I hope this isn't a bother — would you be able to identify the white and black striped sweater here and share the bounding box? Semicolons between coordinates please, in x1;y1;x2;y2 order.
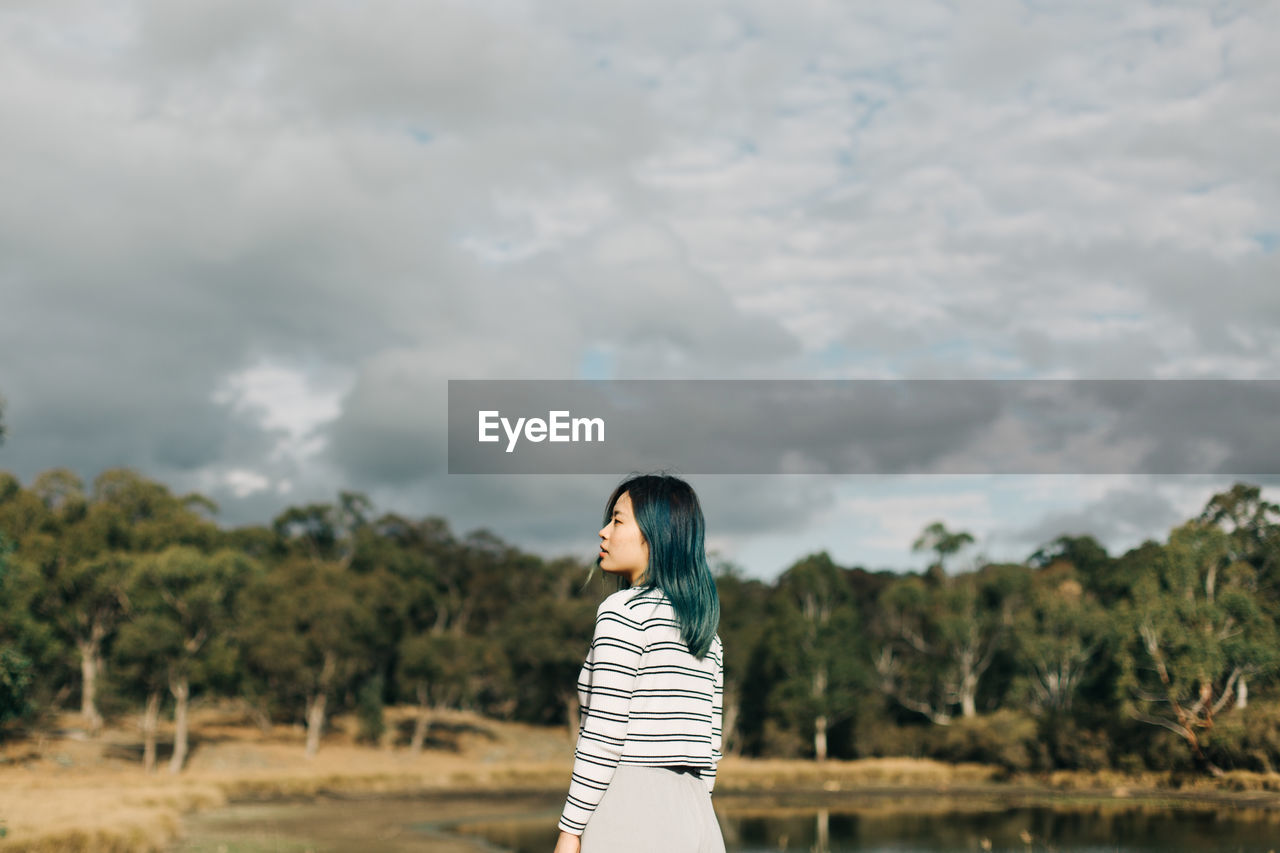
558;587;724;835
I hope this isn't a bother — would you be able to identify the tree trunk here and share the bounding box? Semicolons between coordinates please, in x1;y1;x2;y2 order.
564;691;581;735
168;675;190;774
959;647;979;718
142;690;161;774
812;665;829;761
814;714;829;762
723;687;740;757
410;684;430;754
305;691;328;759
76;635;104;735
304;651;336;759
1236;674;1249;710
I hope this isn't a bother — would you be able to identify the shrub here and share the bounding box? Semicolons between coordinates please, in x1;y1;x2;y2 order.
932;710;1039;772
853;716;932;759
1039;714;1111;771
1202;700;1280;773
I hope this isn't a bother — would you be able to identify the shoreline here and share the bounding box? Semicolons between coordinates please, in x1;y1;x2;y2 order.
7;710;1280;851
173;779;1280;853
12;766;1280;853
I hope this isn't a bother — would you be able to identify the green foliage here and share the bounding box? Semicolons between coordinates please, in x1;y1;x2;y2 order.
1027;535;1114;600
500;593;596;725
1115;521;1280;773
1011;563;1111;714
4;463;1280;777
713;567;771;754
113;546;254;698
236;552;375;730
89;469;218;552
854;710;1046;772
0;646;30;728
398;631;482;711
873;564;1027;724
911;521;975;574
755;553;869;758
1036;712;1112;771
1198;483;1280;577
355;674;386;745
853;715;932;759
1189;699;1280;773
0;532;32;730
933;709;1041;772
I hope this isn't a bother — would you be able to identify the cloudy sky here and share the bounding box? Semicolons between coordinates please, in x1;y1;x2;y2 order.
1;0;1277;579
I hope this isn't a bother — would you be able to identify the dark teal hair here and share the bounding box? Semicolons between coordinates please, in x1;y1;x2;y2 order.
603;473;720;659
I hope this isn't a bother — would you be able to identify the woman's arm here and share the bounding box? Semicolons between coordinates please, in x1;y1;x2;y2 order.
706;637;724;794
553;829;581;853
557;596;644;835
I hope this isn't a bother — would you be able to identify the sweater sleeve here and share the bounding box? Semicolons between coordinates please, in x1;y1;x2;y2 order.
558;597;644;835
706;638;723;794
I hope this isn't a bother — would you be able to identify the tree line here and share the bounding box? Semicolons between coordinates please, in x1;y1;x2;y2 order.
1;466;1279;778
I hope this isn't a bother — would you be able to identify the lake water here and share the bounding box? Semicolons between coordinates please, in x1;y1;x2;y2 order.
174;791;1280;853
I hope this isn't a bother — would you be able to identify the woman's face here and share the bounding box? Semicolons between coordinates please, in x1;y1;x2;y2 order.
598;491;649;586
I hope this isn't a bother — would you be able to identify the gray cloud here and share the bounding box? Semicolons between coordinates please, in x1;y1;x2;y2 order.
1010;485;1197;557
2;1;1277;576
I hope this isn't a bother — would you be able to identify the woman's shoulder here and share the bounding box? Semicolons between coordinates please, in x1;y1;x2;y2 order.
598;588;661;618
597;587;670;623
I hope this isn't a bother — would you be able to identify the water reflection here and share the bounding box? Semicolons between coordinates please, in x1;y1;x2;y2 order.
175;792;1280;853
453;799;1280;853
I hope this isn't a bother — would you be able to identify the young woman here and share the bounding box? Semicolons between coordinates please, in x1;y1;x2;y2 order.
553;474;726;853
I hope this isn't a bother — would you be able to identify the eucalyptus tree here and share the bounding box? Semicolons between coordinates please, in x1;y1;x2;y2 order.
397;631;482;751
874;562;1027;724
236;550;371;758
7;471;124;733
1116;521;1280;775
27;469;218;732
911;521;975;580
394;526;524;728
1013;562;1110;715
760;553;866;760
1028;534;1115;602
712;562;771;756
1199;483;1280;574
396;524;570;732
29;547;132;734
497;556;597;732
0;532;32;729
115;546;254;772
372;513;457;748
0;473;71;723
110;607;171;772
1197;483;1280;708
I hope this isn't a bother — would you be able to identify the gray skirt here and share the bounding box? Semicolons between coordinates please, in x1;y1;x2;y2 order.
580;765;726;853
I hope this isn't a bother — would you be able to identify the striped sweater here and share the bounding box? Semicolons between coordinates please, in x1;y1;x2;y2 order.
558;587;724;835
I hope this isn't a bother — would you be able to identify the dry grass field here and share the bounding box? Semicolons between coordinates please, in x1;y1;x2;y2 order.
0;704;575;852
5;703;1280;852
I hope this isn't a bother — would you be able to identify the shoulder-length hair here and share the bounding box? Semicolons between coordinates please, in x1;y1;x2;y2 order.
603;473;720;659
